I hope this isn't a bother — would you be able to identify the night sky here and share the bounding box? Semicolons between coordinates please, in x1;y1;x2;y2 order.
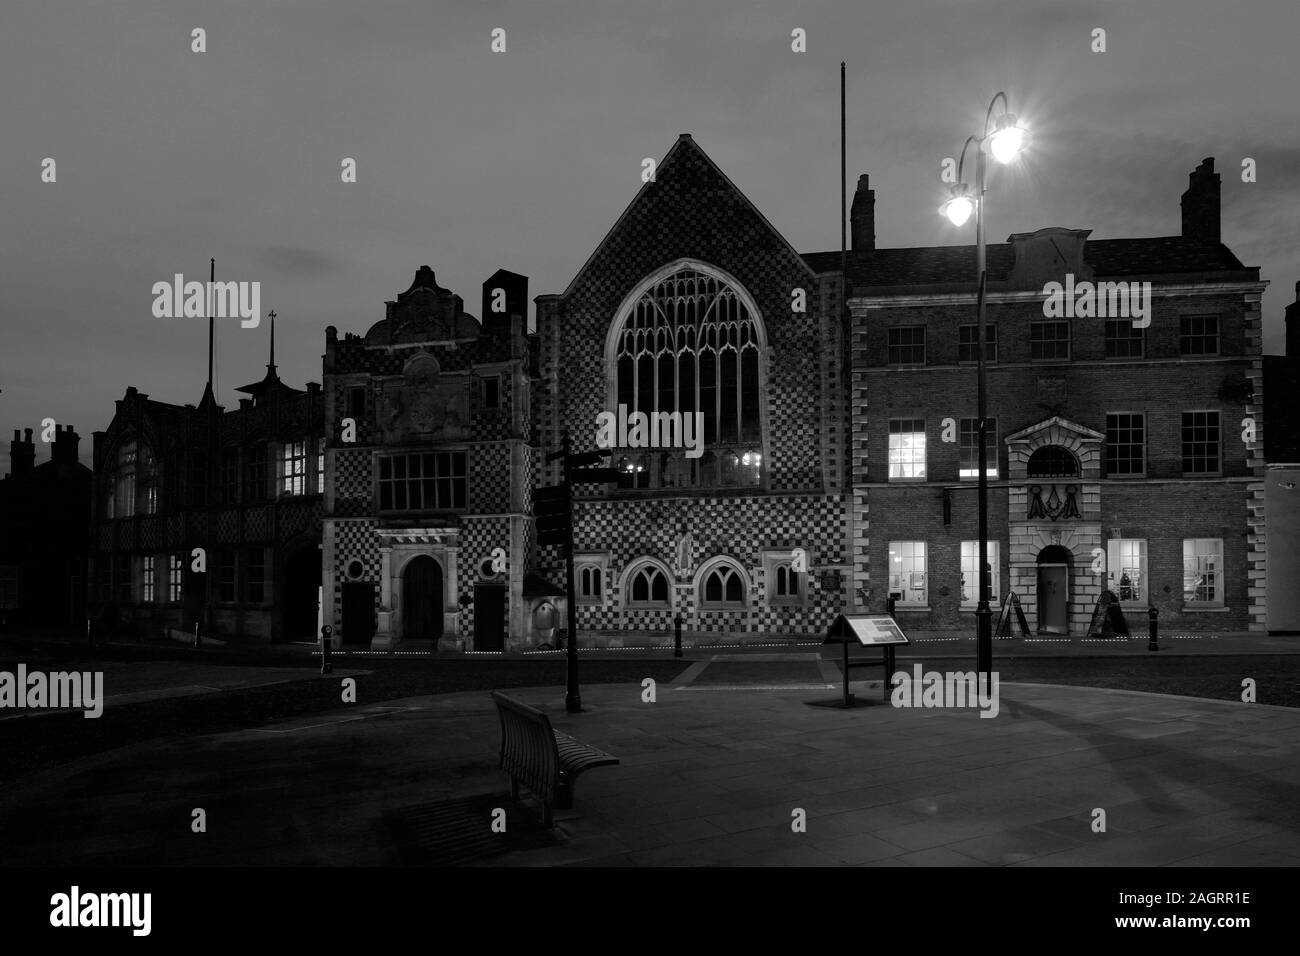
3;0;1297;475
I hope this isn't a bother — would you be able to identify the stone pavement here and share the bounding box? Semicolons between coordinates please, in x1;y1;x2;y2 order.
2;666;1298;867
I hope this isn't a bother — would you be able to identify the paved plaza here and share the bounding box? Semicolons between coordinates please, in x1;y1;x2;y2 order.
2;651;1298;867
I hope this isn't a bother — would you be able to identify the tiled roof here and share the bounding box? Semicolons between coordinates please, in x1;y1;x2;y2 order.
802;237;1253;287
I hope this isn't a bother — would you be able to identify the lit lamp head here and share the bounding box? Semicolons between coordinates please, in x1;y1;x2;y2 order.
940;184;974;227
988;113;1027;164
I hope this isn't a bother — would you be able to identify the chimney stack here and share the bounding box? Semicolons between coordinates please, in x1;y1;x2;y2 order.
1181;157;1221;243
52;424;80;465
850;174;876;254
9;428;35;477
482;270;529;337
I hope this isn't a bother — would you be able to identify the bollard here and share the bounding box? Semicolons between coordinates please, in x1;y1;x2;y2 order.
321;624;334;675
673;613;683;658
1147;606;1159;652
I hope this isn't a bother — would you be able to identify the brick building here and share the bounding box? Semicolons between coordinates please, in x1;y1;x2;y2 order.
842;157;1268;635
90;334;325;642
321;266;549;651
0;425;92;631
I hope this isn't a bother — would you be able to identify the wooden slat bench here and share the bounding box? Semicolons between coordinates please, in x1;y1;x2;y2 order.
490;691;620;827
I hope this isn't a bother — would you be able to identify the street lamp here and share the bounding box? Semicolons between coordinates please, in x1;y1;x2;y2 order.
939;92;1028;688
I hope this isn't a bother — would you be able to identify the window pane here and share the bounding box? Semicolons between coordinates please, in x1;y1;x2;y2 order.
889;419;926;479
1030;321;1070;361
1179;315;1220;356
959;418;998;479
888;541;927;604
1105;413;1145;475
1181;411;1220;474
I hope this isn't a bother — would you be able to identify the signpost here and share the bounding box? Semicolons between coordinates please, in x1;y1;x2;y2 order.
543;435;614;713
822;613;910;707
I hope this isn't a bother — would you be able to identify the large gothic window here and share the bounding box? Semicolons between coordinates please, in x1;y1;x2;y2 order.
610;265;764;490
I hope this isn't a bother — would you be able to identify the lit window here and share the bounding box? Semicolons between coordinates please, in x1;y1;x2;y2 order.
959;418;997;479
960;541;1000;607
1181;411;1220;474
627;564;670;607
142;556;155;603
1183;539;1223;605
889;419;926;480
168;554;184;603
317;445;325;495
282;441;307;496
1105;413;1145;476
888;541;927;606
1107;539;1147;604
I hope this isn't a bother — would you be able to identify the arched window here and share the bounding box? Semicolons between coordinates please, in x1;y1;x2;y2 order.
113;440;138;518
609;264;764;489
699;560;747;609
579;564;602;601
626;563;670;607
1027;445;1080;478
774;564;801;599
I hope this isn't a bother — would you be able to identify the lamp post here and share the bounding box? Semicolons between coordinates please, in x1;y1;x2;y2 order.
939;93;1028;688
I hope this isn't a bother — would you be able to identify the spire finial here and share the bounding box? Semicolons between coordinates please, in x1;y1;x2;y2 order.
267;310;277;370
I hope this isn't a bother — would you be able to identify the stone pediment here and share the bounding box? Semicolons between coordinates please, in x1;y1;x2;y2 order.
1005;416;1104;445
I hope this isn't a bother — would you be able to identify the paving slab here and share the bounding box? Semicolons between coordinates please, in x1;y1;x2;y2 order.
1;678;1298;866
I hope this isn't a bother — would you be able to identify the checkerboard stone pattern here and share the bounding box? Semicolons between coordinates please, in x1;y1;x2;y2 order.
332;448;372;517
563;493;847;637
328;518;380;622
455;516;513;641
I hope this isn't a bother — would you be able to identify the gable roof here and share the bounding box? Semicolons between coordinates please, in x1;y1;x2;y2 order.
561;134;816;299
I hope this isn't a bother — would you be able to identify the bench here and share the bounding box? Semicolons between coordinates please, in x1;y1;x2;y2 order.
490;691;620;827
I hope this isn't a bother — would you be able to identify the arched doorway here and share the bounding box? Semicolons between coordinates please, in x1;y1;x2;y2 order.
283;547;322;642
402;555;443;640
1036;545;1072;634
